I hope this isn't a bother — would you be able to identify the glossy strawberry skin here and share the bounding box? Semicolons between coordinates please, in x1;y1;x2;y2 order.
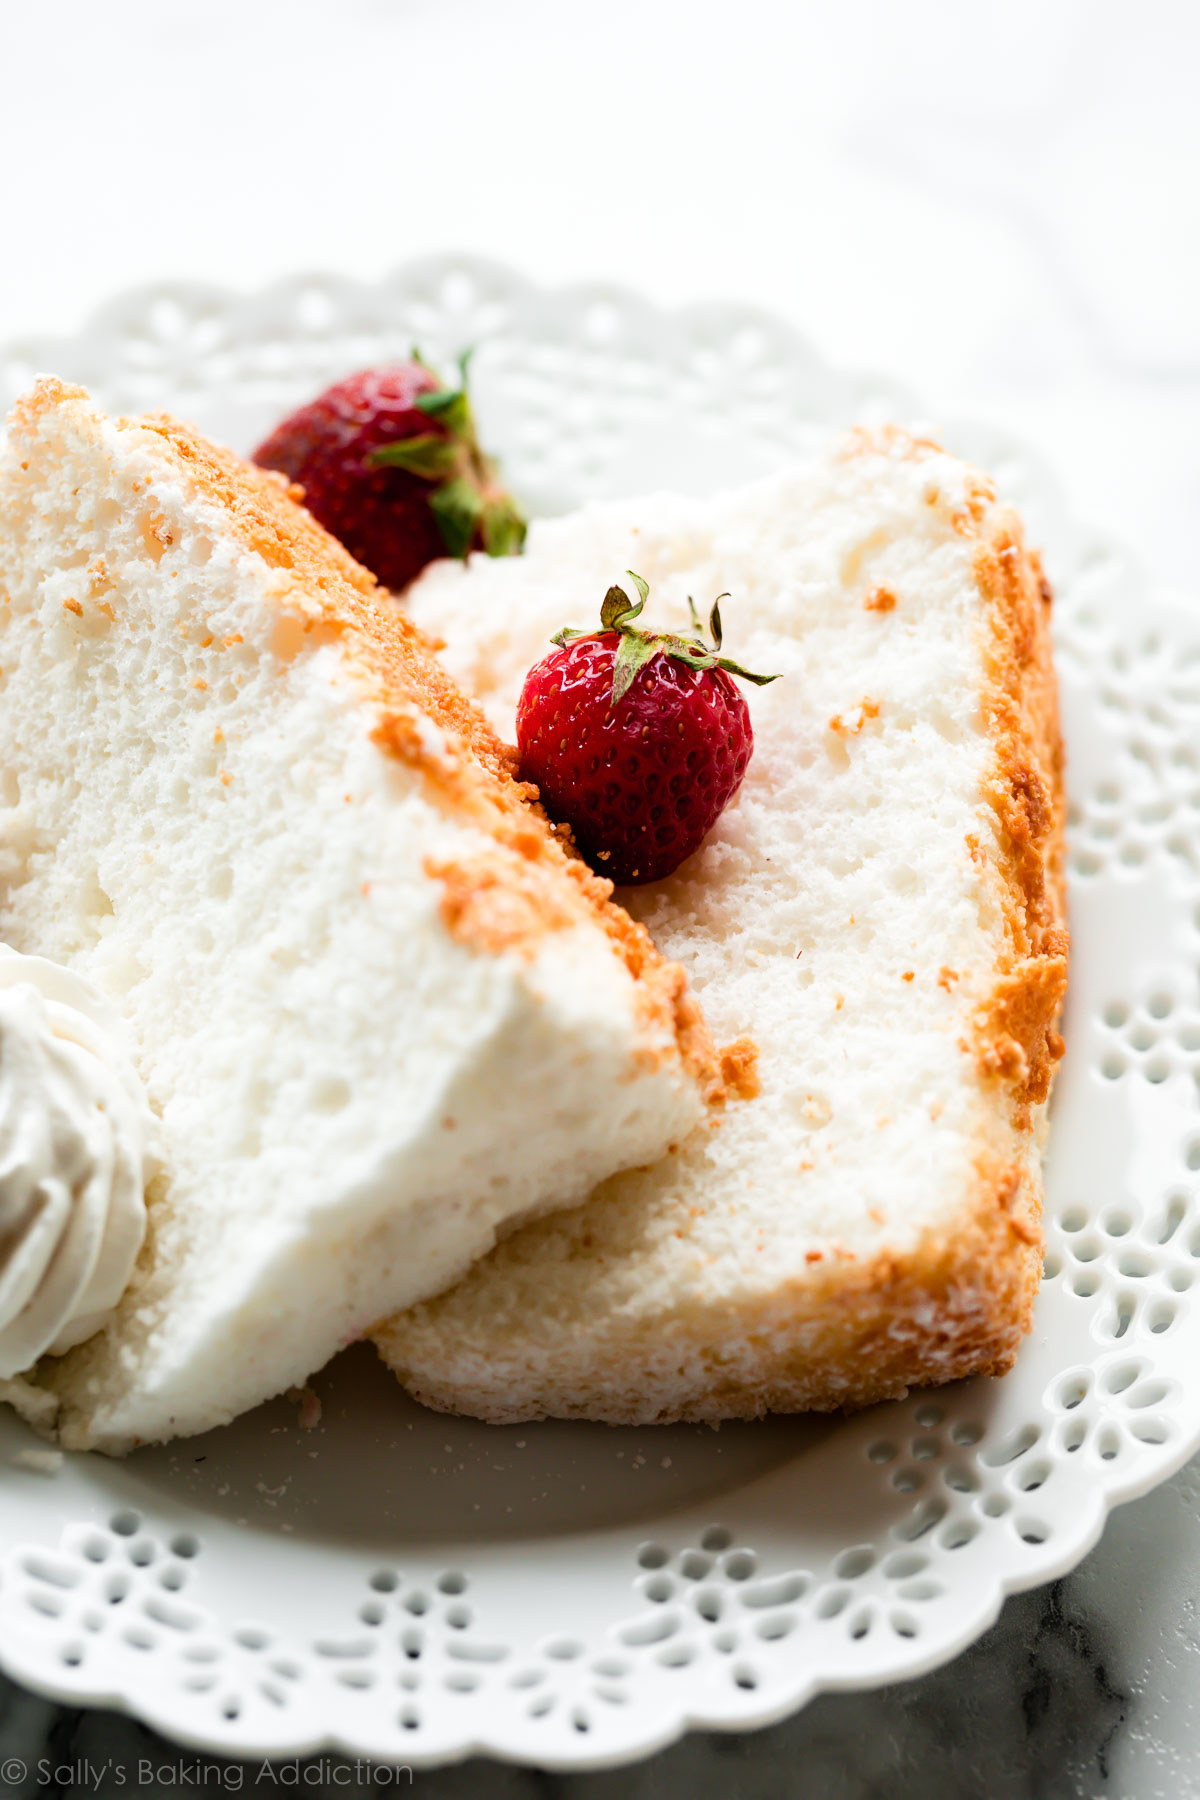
253;364;448;592
516;633;754;885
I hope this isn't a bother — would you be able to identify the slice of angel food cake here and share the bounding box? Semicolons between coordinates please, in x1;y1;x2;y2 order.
376;428;1068;1423
0;379;720;1453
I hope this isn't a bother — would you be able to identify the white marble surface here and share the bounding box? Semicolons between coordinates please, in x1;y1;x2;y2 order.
2;0;1197;592
0;1;1197;1791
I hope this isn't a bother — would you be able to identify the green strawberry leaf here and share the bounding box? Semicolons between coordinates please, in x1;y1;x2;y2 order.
481;495;527;558
660;636;712;667
600;571;649;632
430;478;484;560
367;434;460;479
714;656;779;687
414;388;472;436
600;586;633;630
610;630;662;707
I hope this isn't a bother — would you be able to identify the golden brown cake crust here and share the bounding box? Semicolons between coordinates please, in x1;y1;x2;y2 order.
383;430;1068;1424
394;1155;1044;1425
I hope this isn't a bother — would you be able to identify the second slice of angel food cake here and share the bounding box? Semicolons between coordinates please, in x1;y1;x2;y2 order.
376;428;1068;1422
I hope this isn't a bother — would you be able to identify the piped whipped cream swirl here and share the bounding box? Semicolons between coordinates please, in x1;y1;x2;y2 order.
0;947;156;1378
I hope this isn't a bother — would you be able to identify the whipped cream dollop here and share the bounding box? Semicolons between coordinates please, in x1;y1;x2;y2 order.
0;947;156;1378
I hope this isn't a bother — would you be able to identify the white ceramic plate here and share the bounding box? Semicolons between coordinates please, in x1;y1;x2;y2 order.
0;257;1196;1772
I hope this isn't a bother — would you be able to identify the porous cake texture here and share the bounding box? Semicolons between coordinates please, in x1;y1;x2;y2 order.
376;429;1068;1422
0;380;716;1452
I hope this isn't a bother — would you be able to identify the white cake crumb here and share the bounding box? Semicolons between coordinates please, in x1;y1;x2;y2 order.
287;1385;323;1431
11;1447;64;1475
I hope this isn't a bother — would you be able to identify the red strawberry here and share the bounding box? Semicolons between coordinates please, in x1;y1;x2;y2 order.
252;355;525;592
516;574;778;884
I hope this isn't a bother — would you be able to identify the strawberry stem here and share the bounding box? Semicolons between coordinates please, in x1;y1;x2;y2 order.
366;351;527;563
551;572;780;707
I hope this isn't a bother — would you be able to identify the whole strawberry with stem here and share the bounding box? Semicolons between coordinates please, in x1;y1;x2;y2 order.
253;353;525;592
517;574;778;885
